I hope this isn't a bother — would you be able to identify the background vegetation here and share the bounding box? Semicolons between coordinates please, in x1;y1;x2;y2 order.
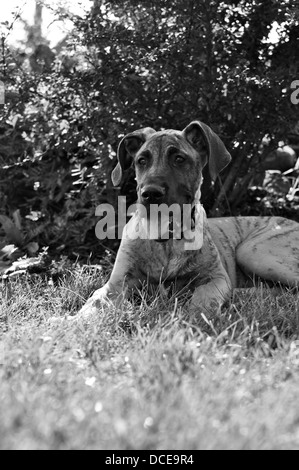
1;0;299;451
0;0;299;270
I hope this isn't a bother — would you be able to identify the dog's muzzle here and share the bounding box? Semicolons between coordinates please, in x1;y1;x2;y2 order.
140;184;167;205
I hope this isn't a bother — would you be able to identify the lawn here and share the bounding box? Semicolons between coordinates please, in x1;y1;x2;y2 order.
1;267;299;450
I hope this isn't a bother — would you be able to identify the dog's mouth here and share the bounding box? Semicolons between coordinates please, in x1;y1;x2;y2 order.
135;185;198;242
141;206;196;242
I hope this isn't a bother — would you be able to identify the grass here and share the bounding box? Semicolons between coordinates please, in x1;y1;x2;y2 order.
1;267;299;450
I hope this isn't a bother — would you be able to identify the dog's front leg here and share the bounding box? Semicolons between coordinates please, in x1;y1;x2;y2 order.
190;271;232;315
189;234;232;315
78;239;135;316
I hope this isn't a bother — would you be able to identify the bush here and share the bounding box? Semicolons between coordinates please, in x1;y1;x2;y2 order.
0;0;298;264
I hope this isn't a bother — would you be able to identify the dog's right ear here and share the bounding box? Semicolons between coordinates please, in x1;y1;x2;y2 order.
111;127;156;186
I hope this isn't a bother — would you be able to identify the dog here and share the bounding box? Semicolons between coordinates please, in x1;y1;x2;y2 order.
79;121;299;316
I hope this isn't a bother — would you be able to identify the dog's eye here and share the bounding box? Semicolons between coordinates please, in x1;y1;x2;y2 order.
137;157;147;166
174;155;185;164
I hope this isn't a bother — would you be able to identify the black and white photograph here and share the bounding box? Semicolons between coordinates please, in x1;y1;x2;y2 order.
0;0;299;452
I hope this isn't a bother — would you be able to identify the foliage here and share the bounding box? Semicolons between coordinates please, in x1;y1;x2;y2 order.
0;0;298;262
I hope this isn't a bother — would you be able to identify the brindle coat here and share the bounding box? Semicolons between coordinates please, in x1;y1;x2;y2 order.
79;121;299;316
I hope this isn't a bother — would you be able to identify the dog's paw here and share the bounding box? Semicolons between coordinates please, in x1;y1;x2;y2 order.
189;280;231;317
189;291;224;317
78;284;112;318
77;283;126;319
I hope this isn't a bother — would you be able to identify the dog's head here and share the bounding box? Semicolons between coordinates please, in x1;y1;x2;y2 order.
112;121;231;210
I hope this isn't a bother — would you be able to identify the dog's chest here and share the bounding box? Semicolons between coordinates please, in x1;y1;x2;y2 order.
130;239;190;283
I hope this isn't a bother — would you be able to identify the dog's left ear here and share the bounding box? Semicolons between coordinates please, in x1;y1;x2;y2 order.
111;127;156;186
183;121;231;180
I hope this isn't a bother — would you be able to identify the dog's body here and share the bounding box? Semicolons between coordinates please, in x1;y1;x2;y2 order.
79;121;299;316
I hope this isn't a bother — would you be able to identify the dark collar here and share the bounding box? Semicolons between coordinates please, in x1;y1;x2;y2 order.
154;206;196;243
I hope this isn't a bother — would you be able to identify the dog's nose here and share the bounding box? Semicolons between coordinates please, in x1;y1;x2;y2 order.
141;185;166;204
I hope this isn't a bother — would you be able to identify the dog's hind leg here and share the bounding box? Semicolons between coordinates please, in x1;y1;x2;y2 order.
236;219;299;287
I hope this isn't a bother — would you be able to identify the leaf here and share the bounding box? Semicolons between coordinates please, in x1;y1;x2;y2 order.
12;210;22;231
0;260;10;274
0;215;23;246
26;242;39;256
3;257;41;277
0;244;22;261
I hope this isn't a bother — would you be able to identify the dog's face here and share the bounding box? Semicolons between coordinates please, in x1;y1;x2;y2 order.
131;130;205;209
112;121;231;214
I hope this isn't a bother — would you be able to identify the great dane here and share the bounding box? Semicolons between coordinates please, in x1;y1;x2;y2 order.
79;121;299;316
